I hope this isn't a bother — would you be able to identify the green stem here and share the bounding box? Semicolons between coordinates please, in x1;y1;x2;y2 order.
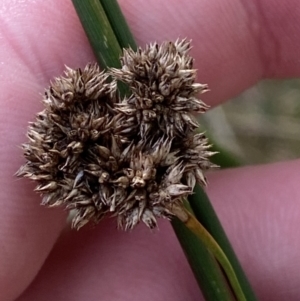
189;185;258;300
99;0;137;50
208;136;241;168
72;0;122;69
173;205;246;301
172;204;235;301
197;128;241;168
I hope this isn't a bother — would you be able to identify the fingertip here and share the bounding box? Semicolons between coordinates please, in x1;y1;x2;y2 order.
119;0;300;106
0;177;67;301
17;219;202;301
207;160;300;300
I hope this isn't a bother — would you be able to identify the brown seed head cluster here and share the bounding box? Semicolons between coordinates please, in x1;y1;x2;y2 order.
110;39;209;139
17;40;216;230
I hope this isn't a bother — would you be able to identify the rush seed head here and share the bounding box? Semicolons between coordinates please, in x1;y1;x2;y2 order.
111;39;209;140
17;40;215;230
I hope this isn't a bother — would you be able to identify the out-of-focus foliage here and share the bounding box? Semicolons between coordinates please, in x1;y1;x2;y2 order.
201;79;300;165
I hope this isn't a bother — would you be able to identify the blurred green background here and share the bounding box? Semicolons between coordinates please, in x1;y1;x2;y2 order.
199;79;300;166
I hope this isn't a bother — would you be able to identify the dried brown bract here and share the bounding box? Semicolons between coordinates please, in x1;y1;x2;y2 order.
17;40;216;230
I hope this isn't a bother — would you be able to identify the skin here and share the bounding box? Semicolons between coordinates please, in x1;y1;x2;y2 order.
0;0;300;300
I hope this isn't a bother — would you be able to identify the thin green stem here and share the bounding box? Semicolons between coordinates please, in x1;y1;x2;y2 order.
189;186;258;300
172;205;246;301
208;135;241;168
72;0;122;69
99;0;137;50
172;203;235;301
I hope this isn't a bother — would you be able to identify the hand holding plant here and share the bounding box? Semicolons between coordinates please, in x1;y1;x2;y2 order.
1;0;300;300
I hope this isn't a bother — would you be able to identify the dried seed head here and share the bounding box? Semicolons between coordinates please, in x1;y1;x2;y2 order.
111;39;209;139
18;40;216;231
17;64;121;228
178;132;218;189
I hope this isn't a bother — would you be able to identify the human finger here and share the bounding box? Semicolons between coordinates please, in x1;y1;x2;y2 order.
16;160;300;301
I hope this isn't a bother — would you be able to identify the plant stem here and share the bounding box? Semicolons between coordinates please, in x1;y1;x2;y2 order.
99;0;137;50
72;0;122;69
172;203;235;301
171;204;247;301
190;185;258;300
